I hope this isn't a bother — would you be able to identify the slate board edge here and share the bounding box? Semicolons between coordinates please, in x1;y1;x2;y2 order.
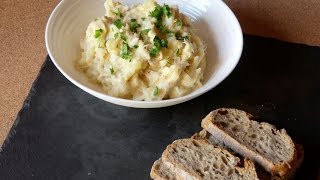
0;57;51;151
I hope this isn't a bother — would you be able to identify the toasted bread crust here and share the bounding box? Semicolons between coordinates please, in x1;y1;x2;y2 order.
151;158;181;180
151;159;172;180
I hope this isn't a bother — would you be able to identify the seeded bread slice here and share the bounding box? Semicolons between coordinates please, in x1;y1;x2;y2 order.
161;139;259;180
201;108;296;177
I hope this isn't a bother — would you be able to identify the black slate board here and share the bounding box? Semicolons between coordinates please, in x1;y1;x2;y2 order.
0;35;320;180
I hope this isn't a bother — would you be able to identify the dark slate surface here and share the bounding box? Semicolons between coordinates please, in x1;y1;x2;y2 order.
0;35;320;180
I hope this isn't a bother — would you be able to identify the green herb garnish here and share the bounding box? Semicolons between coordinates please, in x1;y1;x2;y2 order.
150;47;159;57
141;29;151;35
120;42;131;60
153;86;159;96
114;19;122;29
159;25;169;33
149;4;174;34
113;9;123;17
114;32;119;39
153;36;168;48
110;66;115;74
150;36;168;57
130;19;141;33
177;19;183;27
163;4;172;18
153;36;162;49
149;4;172;19
114;32;126;41
133;45;139;48
149;5;163;20
155;20;162;29
160;39;168;48
176;48;180;55
141;17;146;21
120;32;126;41
94;29;103;38
140;29;151;40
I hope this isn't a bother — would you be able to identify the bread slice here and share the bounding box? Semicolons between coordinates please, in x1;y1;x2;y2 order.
193;129;304;180
192;129;232;152
150;158;177;180
255;144;303;180
161;139;259;180
201;108;296;177
151;157;198;180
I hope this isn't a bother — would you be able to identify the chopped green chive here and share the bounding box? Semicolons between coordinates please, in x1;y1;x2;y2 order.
153;86;159;96
150;36;168;57
121;54;131;60
95;18;98;21
94;29;103;38
153;36;168;48
114;32;119;39
141;17;146;21
149;4;172;19
141;29;151;36
133;45;139;48
150;47;159;57
120;42;131;60
153;36;162;49
149;5;163;20
120;32;126;41
114;19;122;29
130;19;141;33
113;9;123;17
110;66;115;74
115;32;126;41
160;39;168;48
121;43;129;54
163;4;172;18
177;19;183;27
155;20;162;29
176;48;179;55
159;25;168;33
113;11;119;16
149;4;174;33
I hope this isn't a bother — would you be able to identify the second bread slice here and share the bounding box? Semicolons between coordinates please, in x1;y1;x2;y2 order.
162;139;258;180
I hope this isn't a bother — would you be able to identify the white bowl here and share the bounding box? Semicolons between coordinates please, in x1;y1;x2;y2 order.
45;0;243;108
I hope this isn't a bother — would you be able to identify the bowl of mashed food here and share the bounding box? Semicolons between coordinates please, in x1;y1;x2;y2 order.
46;0;243;108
